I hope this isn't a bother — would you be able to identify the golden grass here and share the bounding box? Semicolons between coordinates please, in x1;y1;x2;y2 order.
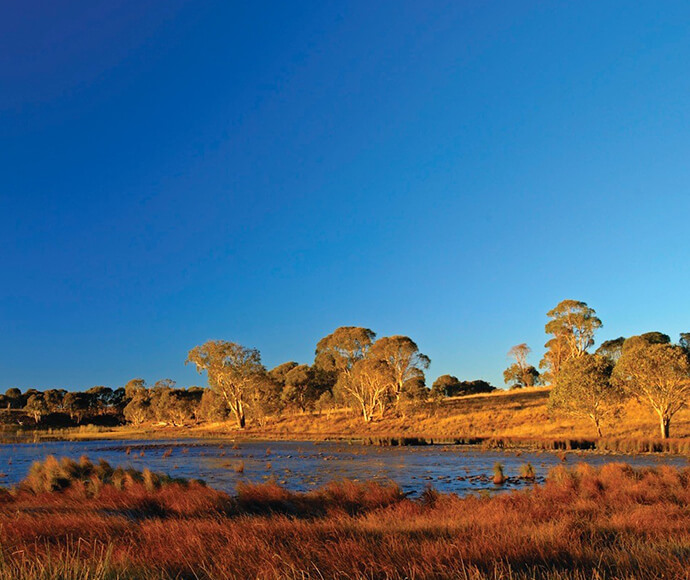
234;387;690;442
4;387;690;445
0;458;689;579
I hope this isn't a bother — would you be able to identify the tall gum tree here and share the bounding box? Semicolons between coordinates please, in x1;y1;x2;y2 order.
549;353;622;436
612;335;690;439
314;326;376;375
369;335;430;409
186;340;265;429
347;358;391;422
540;299;602;383
314;326;376;409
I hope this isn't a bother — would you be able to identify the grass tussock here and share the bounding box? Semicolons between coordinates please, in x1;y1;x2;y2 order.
20;455;200;495
1;458;690;579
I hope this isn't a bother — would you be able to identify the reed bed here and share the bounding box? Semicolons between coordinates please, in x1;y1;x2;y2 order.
362;433;690;454
0;457;689;579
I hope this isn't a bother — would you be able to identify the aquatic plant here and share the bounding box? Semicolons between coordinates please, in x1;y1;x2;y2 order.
519;462;536;480
492;461;506;484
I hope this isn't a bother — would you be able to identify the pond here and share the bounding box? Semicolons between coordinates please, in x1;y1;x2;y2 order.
0;439;687;496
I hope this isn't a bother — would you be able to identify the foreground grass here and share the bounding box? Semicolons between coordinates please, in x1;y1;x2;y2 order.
0;457;689;579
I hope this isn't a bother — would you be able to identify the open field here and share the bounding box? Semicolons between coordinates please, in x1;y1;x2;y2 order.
256;387;690;440
0;458;689;579
4;387;690;451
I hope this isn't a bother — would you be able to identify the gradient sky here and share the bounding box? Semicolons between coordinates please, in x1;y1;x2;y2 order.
2;1;689;391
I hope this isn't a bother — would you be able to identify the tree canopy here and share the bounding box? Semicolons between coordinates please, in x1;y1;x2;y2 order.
540;299;602;383
369;335;430;408
186;340;265;429
503;343;540;389
549;353;622;436
612;337;690;438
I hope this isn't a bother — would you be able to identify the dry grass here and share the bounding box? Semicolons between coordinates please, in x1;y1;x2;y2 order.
190;387;690;442
5;387;690;448
1;458;689;579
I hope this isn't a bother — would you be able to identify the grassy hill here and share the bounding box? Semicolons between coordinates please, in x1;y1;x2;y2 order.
240;386;690;441
5;387;690;447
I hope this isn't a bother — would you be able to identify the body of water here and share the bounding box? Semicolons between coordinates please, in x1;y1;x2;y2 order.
0;439;687;495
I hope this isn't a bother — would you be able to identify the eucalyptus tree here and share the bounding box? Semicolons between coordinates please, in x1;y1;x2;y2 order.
148;379;177;423
539;335;569;385
244;373;282;426
431;374;462;398
347;358;391;422
540;299;602;383
369;335;430;409
314;326;376;376
186;340;266;429
24;394;48;424
196;389;227;422
281;364;321;412
595;337;626;364
612;335;690;438
314;326;376;408
503;343;540;389
86;386;115;415
123;390;150;425
43;389;67;413
124;378;147;400
549;353;622;437
63;391;91;423
268;361;299;386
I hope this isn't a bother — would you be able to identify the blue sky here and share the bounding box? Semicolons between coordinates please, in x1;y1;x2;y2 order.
2;1;689;391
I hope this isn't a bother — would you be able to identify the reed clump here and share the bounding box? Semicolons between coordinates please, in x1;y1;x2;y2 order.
519;462;536;480
492;461;506;484
19;455;199;496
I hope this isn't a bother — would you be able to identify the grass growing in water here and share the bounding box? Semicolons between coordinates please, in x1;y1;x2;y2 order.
519;462;536;480
20;455;197;496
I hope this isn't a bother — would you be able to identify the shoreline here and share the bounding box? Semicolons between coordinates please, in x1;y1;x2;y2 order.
2;424;690;457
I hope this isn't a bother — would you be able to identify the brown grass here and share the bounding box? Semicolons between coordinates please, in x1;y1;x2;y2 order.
1;458;689;579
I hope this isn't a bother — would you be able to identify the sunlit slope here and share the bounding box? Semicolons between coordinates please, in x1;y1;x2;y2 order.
215;386;690;441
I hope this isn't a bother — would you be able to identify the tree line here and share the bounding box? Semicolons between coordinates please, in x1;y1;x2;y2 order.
0;327;496;429
4;303;689;439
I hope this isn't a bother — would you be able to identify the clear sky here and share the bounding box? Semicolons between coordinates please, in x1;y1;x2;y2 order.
2;1;689;391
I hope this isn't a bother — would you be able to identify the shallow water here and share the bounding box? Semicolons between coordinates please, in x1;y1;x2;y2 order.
0;439;687;496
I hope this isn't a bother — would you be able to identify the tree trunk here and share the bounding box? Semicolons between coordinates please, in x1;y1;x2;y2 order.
589;414;603;437
659;414;670;439
376;398;386;419
229;398;246;429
